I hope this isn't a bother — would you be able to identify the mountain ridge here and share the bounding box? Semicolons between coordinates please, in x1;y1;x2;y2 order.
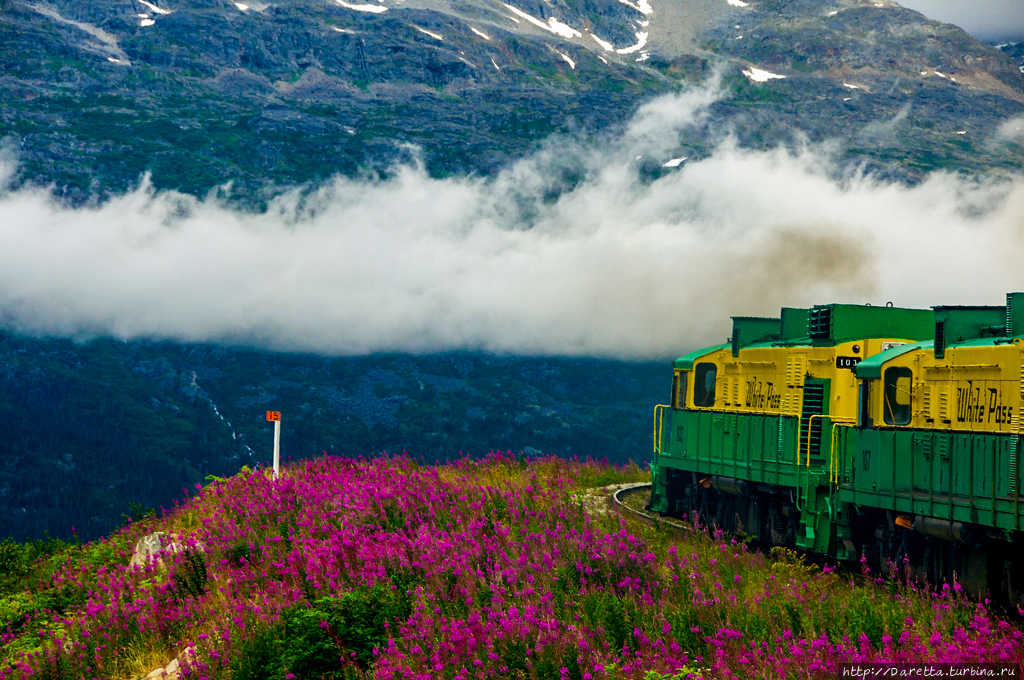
2;0;1023;202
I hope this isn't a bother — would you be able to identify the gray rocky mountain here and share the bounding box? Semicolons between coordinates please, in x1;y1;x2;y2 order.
2;0;1023;203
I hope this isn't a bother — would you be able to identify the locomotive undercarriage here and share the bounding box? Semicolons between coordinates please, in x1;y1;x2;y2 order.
661;468;1024;609
662;468;800;549
854;509;1024;610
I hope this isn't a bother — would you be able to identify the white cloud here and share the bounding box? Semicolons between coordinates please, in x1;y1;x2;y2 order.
997;116;1024;139
1;83;1023;358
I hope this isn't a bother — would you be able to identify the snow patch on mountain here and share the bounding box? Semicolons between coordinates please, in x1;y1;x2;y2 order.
336;0;388;13
743;66;786;82
26;3;131;63
503;4;582;39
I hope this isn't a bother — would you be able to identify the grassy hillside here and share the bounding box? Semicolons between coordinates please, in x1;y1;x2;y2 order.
0;330;666;542
0;454;1020;679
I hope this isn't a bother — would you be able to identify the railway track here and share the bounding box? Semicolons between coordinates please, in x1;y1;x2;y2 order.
609;482;650;514
614;483;1023;616
609;482;700;534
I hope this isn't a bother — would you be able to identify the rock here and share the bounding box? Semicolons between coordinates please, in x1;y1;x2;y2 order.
145;648;198;679
129;531;183;568
144;657;180;680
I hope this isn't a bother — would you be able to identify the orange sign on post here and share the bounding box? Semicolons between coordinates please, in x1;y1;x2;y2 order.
266;411;282;478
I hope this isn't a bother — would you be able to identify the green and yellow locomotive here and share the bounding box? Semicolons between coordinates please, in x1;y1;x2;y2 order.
648;294;1024;603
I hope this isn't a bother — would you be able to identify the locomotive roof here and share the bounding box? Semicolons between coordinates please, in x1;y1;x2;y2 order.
673;343;729;370
855;336;1024;379
853;341;930;379
674;295;1024;372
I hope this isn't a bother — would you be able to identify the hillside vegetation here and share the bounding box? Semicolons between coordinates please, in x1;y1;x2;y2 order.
0;332;664;543
0;453;1020;679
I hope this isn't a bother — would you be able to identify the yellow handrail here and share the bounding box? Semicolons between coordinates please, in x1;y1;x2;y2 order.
653;404;670;454
801;414;856;467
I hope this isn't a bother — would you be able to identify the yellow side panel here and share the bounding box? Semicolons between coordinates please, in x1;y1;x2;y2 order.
875;342;1024;434
690;340;915;423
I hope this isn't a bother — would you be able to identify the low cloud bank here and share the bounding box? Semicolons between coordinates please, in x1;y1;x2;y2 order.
1;86;1023;358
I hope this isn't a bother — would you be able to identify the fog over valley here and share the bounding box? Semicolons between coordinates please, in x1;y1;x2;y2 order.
2;84;1024;359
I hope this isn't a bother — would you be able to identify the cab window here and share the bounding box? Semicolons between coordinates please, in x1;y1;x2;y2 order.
694;363;717;408
883;366;913;425
672;372;688;409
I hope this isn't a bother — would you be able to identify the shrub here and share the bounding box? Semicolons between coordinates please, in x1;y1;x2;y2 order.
232;584;412;679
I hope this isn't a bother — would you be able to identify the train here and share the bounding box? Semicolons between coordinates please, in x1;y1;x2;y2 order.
647;293;1024;606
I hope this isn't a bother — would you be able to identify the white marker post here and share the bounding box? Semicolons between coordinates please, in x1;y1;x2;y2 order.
266;411;282;478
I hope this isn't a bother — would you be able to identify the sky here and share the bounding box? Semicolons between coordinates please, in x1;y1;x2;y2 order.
1;82;1024;359
898;0;1024;43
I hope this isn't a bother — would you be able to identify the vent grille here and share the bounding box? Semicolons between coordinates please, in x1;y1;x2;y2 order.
808;307;832;339
935;320;946;359
800;383;826;460
786;356;806;388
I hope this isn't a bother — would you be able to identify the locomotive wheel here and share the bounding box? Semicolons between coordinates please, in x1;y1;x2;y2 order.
1004;560;1022;610
768;502;793;547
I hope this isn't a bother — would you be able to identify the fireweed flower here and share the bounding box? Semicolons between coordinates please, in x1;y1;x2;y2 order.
2;453;1021;680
